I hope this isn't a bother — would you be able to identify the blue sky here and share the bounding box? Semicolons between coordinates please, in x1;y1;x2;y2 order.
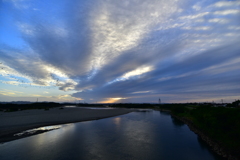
0;0;240;103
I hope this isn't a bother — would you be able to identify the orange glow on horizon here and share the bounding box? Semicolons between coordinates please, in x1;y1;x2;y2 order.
98;97;126;103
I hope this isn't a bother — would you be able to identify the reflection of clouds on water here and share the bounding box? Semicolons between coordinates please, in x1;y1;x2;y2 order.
113;117;122;132
159;111;171;116
74;121;111;160
27;123;77;159
14;125;62;137
120;114;156;159
113;117;121;126
0;111;220;160
23;124;73;150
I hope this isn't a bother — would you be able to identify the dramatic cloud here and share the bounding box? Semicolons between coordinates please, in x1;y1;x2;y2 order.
0;0;239;103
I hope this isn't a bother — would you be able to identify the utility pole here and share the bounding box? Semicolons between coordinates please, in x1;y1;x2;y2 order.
159;98;161;104
221;99;223;104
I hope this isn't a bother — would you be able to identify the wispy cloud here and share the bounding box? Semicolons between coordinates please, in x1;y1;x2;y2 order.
1;0;240;103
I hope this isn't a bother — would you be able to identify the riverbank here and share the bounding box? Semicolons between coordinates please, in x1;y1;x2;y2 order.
170;113;239;160
171;114;235;160
157;104;240;160
0;107;133;143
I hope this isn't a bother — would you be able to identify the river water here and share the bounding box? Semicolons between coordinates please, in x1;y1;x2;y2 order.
0;110;223;160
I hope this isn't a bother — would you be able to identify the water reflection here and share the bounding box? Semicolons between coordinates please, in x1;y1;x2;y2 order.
113;117;121;126
198;136;209;150
0;111;224;160
14;125;62;137
170;116;185;127
121;113;156;160
135;109;152;112
159;110;171;115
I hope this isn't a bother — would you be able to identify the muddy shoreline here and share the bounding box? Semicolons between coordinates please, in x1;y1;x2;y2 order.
0;107;133;143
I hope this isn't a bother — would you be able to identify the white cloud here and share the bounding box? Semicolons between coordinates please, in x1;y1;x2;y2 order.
0;55;78;91
192;4;201;11
1;0;240;103
179;12;210;20
89;0;179;70
122;66;154;79
182;26;211;30
194;26;212;30
213;1;240;8
214;9;240;15
52;94;83;101
105;65;154;86
0;89;23;96
208;18;229;24
131;91;151;94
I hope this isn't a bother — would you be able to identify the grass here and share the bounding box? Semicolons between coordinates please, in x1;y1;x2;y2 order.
160;104;240;158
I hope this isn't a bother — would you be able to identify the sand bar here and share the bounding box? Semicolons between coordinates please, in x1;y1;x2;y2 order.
0;107;132;143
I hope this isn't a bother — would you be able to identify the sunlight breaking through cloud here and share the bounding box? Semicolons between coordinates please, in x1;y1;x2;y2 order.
0;0;240;103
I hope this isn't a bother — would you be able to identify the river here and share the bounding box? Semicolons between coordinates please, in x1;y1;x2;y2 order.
0;110;224;160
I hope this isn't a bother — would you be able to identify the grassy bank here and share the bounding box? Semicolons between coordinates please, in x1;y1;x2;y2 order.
159;104;240;158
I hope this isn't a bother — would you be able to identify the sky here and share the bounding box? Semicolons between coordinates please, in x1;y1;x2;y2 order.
0;0;240;103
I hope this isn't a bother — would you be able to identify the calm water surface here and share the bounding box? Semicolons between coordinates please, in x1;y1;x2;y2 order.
0;110;223;160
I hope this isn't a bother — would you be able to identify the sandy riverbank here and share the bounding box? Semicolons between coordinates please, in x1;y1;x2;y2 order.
0;107;133;143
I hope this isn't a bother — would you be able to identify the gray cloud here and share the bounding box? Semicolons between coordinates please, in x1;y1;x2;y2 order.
72;42;240;102
1;0;240;102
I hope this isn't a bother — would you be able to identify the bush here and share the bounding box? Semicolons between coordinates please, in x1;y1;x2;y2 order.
172;105;186;114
